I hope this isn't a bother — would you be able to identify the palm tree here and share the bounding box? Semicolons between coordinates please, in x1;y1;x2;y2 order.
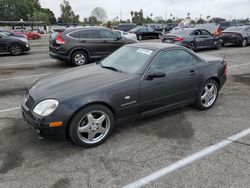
130;11;134;19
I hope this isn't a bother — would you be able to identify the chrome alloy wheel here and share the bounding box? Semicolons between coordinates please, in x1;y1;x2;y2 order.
201;83;218;108
10;45;22;55
77;111;110;144
74;54;86;65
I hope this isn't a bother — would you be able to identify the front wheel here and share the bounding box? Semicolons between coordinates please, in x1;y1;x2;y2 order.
241;38;247;47
9;44;23;56
195;80;219;110
69;105;114;147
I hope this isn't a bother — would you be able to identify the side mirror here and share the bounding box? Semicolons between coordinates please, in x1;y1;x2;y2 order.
147;71;166;80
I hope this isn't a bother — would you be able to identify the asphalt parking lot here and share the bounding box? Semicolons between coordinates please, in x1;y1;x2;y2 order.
0;35;250;188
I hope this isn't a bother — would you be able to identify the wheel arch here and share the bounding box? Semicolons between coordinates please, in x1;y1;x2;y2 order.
69;47;90;62
65;101;117;138
206;77;221;89
7;42;24;52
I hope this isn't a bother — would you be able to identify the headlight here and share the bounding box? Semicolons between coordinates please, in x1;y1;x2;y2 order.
33;99;59;116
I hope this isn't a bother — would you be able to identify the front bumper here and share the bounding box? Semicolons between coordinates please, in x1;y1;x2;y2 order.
24;44;31;51
21;101;66;140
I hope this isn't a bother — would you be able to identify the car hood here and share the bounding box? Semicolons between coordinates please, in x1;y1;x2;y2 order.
29;64;131;101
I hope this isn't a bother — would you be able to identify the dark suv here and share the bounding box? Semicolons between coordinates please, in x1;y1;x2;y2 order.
49;27;137;66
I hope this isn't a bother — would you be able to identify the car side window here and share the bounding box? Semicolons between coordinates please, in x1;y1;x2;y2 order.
69;30;98;38
148;27;154;32
151;50;198;74
140;28;148;32
193;30;202;35
99;30;118;38
201;30;211;36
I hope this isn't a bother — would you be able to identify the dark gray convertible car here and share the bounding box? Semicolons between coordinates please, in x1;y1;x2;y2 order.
22;43;227;147
162;28;222;50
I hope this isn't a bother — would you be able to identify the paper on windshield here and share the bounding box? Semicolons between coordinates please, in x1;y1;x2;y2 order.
136;48;153;55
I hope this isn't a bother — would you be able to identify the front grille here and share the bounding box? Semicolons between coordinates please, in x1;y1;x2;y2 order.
25;95;35;109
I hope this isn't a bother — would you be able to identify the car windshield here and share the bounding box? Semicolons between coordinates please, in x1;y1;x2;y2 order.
100;46;155;74
223;27;246;32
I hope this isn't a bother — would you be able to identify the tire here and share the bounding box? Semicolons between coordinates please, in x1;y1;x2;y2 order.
158;33;162;39
9;44;23;56
137;34;143;41
215;39;222;49
241;38;247;47
195;79;219;110
71;51;88;66
69;104;114;147
187;42;196;51
33;35;39;40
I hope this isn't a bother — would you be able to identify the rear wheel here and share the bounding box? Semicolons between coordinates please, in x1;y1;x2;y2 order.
9;44;23;56
187;42;196;51
69;105;114;147
195;79;219;110
137;34;143;40
71;51;88;66
241;38;247;47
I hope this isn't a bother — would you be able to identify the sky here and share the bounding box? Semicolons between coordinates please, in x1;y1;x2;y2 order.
39;0;250;21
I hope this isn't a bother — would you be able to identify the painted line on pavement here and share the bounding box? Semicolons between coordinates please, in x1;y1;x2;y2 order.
123;127;250;188
0;73;51;81
228;62;250;69
0;107;21;113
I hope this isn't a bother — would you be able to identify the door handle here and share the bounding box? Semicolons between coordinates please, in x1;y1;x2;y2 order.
189;70;197;76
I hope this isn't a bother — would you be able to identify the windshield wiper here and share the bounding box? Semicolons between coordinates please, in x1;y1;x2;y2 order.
101;65;122;72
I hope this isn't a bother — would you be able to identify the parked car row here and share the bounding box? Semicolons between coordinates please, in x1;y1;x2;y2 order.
162;25;250;50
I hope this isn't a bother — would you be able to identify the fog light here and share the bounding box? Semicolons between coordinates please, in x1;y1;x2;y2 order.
49;121;63;127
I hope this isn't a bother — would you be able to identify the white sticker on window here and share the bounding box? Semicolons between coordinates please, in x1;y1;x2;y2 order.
137;48;153;55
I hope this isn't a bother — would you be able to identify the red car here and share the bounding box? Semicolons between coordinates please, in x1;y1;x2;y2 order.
12;29;41;40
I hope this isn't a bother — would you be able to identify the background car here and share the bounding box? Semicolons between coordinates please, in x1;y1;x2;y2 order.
113;30;137;41
221;26;250;47
22;43;227;147
12;28;41;40
0;29;27;38
162;28;222;50
49;26;136;66
0;32;30;55
113;23;137;31
129;26;163;40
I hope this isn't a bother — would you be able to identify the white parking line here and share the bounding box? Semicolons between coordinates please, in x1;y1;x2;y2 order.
0;107;20;113
228;62;250;69
0;73;51;81
123;127;250;188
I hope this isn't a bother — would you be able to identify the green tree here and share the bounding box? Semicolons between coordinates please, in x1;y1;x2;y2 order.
59;0;79;24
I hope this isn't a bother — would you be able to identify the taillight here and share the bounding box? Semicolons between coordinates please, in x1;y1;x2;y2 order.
174;37;184;42
56;32;65;44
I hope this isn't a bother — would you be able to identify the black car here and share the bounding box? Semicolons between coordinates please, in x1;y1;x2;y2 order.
162;28;222;50
0;32;30;55
113;23;137;31
49;26;136;66
221;26;250;47
22;43;227;147
0;29;27;38
129;26;163;40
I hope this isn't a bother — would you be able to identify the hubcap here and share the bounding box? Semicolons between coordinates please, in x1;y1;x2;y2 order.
77;111;110;144
74;54;86;65
201;83;218;108
242;39;247;47
188;43;195;50
11;45;21;55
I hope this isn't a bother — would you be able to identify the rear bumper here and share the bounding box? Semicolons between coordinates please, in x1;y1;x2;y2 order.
49;51;70;62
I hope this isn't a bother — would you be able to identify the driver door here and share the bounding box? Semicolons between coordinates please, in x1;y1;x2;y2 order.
140;49;202;113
